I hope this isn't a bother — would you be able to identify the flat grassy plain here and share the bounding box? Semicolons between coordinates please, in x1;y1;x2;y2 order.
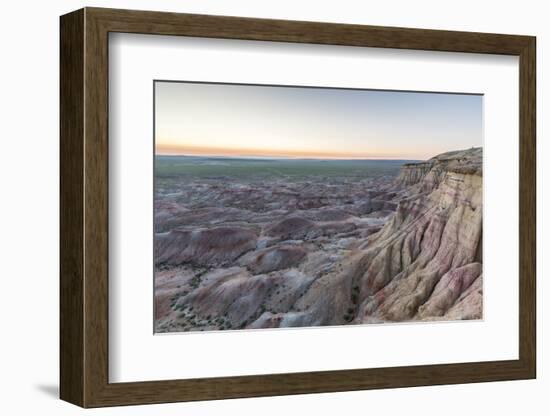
155;155;416;181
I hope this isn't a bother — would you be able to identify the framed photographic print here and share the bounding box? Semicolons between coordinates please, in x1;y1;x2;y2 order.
60;7;536;408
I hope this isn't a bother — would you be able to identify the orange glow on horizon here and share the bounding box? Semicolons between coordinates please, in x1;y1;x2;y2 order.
155;142;430;160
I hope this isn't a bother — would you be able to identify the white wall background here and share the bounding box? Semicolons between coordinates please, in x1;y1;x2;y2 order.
0;0;545;414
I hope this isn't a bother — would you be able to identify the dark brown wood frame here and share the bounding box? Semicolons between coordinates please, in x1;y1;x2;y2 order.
60;7;536;408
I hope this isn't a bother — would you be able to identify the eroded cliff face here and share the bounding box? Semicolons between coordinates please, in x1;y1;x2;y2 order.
155;148;483;332
356;152;483;323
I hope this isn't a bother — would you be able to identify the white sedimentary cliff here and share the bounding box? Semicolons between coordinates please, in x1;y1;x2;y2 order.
356;148;483;322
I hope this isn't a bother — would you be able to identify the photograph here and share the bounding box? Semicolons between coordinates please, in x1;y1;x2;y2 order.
153;81;483;333
53;5;537;409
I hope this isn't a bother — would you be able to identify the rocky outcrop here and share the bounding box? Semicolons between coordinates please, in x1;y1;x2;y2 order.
263;147;482;327
354;148;483;323
395;162;433;186
396;147;482;191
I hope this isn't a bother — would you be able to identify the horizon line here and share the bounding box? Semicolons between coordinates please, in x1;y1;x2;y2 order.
155;153;424;161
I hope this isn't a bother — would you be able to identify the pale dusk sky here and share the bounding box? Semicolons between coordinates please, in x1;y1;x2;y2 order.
155;81;482;160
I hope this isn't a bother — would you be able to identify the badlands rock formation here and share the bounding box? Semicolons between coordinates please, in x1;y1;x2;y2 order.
154;148;482;332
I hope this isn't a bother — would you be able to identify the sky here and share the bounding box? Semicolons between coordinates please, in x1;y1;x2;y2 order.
155;81;482;160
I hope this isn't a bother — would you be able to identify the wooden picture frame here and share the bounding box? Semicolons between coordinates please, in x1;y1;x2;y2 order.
60;7;536;408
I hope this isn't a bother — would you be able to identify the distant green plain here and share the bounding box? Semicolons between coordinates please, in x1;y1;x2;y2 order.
155;156;415;180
